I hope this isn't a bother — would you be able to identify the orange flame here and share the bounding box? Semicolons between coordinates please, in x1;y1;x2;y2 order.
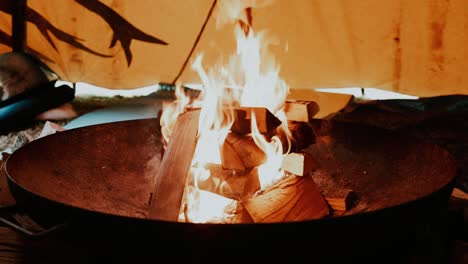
161;0;292;223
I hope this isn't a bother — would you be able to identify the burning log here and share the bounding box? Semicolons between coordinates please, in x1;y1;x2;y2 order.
281;152;316;176
241;167;261;200
231;107;282;134
220;139;246;170
148;110;200;221
271;121;315;153
179;188;240;223
324;189;356;211
222;133;266;169
179;187;255;224
242;175;330;223
200;163;248;200
288;121;315;151
284;100;320;122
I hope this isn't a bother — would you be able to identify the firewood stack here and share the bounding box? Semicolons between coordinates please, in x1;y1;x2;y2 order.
149;100;355;223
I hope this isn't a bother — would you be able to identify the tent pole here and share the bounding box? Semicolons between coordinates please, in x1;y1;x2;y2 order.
12;0;27;52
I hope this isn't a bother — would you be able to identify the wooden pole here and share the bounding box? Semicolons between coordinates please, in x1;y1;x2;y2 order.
148;110;200;221
12;0;27;52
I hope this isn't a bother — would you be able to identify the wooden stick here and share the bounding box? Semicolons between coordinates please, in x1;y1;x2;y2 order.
231;107;282;134
148;110;200;221
224;133;266;169
284;100;319;122
243;175;329;223
281;152;316;176
324;189;356;211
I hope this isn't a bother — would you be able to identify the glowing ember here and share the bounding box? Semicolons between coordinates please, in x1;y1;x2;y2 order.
160;0;294;223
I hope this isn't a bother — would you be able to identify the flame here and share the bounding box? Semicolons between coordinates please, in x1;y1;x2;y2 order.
160;84;190;145
250;112;285;189
161;1;292;223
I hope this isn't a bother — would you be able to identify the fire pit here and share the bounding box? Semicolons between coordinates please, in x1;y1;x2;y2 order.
2;2;459;261
4;116;456;260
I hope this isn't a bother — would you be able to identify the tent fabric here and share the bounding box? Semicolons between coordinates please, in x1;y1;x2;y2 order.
0;0;467;97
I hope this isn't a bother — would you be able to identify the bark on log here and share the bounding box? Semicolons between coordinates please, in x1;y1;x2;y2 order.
243;175;330;223
148;110;200;221
284;100;320;122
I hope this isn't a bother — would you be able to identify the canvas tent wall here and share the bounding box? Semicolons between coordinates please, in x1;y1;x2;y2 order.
0;0;467;97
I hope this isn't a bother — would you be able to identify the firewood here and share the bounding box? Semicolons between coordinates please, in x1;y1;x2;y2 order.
241;168;261;200
224;133;266;169
231;107;282;134
284;100;320;122
198;163;248;200
231;203;254;223
179;188;239;223
148;110;200;221
281;152;316;176
243;175;330;223
324;189;356;211
288;121;315;151
268;121;315;153
220;140;246;170
205;163;246;178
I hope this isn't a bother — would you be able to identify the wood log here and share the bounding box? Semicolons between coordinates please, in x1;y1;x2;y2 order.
179;188;239;223
241;167;261;200
281;152;316;176
198;163;248;200
223;133;266;169
287;89;353;119
231;203;254;223
324;189;356;211
231;107;282;134
288;121;316;151
268;121;315;153
284;100;320;122
220;140;246;170
242;175;330;223
148;110;200;221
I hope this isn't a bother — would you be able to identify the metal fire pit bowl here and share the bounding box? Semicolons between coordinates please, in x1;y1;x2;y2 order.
4;118;457;261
